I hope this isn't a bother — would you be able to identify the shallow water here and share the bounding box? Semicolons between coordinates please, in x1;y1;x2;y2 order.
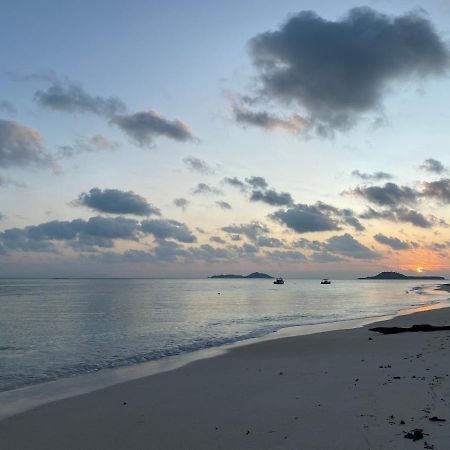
0;278;447;392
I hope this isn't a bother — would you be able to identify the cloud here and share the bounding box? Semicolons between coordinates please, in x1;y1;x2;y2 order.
266;250;306;260
421;178;450;203
141;219;197;243
192;183;222;195
352;170;393;182
271;203;339;233
0;119;52;168
247;7;449;132
374;233;417;250
57;134;119;158
310;251;345;263
232;102;306;133
34;81;126;117
360;206;433;228
111;110;194;147
210;236;226;244
314;202;365;231
271;202;363;234
173;198;190;210
350;182;419;207
222;222;269;242
77;188;160;216
0;216;141;253
250;188;295;207
183;156;214;174
0;101;17;115
255;236;285;248
223;176;247;191
215;200;232;210
245;176;269;189
420;158;446;174
325;233;380;259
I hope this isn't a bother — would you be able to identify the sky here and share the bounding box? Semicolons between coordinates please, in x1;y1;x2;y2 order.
1;0;450;278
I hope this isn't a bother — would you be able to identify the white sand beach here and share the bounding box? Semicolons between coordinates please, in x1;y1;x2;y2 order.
2;306;450;450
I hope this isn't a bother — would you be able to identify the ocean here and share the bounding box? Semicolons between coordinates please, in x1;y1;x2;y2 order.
0;278;447;392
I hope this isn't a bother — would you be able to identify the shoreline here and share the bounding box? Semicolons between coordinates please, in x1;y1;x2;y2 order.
1;292;449;422
3;303;450;448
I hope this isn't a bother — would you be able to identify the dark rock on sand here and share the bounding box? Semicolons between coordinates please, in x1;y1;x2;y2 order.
370;324;450;334
429;416;446;422
404;429;424;441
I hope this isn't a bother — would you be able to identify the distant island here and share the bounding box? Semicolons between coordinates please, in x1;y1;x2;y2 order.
359;271;445;280
209;272;274;279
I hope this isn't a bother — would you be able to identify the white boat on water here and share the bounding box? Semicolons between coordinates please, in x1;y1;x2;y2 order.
273;277;284;285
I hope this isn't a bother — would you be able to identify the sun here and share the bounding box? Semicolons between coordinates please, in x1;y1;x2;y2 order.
416;266;424;273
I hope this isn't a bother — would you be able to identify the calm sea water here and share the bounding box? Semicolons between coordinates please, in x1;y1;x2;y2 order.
0;278;447;392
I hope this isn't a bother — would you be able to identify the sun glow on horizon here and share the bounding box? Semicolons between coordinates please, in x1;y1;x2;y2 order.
416;266;424;273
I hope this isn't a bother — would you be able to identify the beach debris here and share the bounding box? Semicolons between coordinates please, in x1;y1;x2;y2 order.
370;324;450;334
424;442;435;449
246;430;250;435
400;420;405;424
123;402;127;405
404;429;424;441
279;372;284;375
429;416;446;422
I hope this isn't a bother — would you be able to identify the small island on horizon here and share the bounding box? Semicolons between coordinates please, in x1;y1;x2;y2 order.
209;272;274;279
358;271;445;280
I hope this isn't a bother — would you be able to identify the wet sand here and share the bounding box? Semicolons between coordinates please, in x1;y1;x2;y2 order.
1;306;450;449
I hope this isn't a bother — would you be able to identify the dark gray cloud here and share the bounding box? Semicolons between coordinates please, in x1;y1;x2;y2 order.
111;111;194;147
266;250;306;260
193;183;222;195
243;176;295;207
291;238;324;251
0;101;17;115
223;177;247;191
271;203;340;233
0;216;141;253
210;236;226;244
57;134;119;158
255;236;285;248
352;170;393;182
77;188;160;216
374;233;417;250
34;81;126;117
246;176;268;189
271;202;363;234
315;202;365;231
183;156;214;174
233;103;305;133
395;208;433;228
215;200;232;210
141;219;197;243
420;158;446;174
222;222;269;242
325;233;380;259
351;182;419;207
247;7;449;132
0;119;52;168
422;178;450;203
360;206;433;228
250;188;294;207
310;251;345;263
173;198;190;210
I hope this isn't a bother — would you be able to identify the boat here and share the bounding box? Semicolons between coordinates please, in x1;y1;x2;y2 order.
321;278;331;285
273;277;284;285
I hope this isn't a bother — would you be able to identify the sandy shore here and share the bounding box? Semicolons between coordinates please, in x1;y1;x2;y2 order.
2;307;450;449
